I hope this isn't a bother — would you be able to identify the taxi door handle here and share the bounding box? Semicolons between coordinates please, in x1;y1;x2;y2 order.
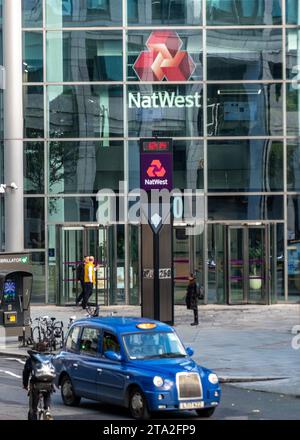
97;368;103;373
73;363;78;368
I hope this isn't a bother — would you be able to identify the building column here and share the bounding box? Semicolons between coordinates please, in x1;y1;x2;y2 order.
3;0;24;252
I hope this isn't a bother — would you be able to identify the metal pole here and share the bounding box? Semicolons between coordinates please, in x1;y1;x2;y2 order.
3;0;24;252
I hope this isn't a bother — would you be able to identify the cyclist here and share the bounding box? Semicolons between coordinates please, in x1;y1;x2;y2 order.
22;342;55;420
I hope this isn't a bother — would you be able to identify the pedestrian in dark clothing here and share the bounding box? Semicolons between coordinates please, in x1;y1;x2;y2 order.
76;256;88;306
185;274;200;326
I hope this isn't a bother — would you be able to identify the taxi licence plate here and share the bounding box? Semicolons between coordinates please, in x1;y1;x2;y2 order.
9;316;16;322
179;401;204;410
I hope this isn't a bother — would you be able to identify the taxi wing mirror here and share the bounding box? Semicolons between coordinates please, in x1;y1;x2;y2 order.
186;347;194;357
104;350;123;362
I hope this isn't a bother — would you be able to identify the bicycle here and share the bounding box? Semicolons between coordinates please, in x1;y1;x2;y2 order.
36;385;54;420
85;304;100;318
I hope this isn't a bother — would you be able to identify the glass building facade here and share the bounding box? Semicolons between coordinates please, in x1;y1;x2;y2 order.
0;0;300;305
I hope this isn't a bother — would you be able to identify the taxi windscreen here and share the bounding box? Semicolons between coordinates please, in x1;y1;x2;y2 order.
123;332;187;360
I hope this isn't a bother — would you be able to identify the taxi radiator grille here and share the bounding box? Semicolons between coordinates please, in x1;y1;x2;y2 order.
177;373;202;400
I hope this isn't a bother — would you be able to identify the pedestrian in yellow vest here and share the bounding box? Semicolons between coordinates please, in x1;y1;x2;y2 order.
82;256;96;309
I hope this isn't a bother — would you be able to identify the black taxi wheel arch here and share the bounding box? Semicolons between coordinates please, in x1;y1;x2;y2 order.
195;407;216;418
60;374;81;407
128;386;151;420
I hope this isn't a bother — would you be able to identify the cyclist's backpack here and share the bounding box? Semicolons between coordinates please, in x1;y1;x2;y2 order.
76;262;84;281
31;354;56;383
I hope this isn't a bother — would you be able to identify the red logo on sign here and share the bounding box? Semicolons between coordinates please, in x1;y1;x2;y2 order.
133;30;196;81
147;160;166;178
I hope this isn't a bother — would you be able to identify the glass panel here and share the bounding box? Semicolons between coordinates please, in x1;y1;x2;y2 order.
24;141;45;194
127;30;202;82
128;0;202;26
48;141;124;194
173;227;190;304
128;84;203;138
229;228;244;303
207;84;283;137
61;228;84;305
24;86;44;138
23;0;43;28
47;31;123;82
48;85;123;138
31;252;46;303
286;29;300;80
207;140;283;192
287;195;300;302
23;32;43;82
248;228;265;303
270;223;284;303
48;224;57;304
207;224;225;304
207;29;282;81
206;0;282;25
286;0;300;24
128;140;204;191
48;197;98;223
24;197;45;249
46;0;122;27
208;196;283;221
129;225;139;305
287;84;300;137
287;140;300;191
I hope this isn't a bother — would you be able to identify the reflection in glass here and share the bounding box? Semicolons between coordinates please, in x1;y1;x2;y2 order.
286;0;300;24
287;195;300;302
48;85;123;138
287;84;300;137
127;30;202;81
46;0;122;27
128;0;202;26
288;140;300;191
23;0;43;27
47;31;123;82
48;141;124;194
206;0;282;25
24;198;45;249
207;84;283;137
48;197;98;223
208;140;283;192
207;224;225;304
31;252;46;303
128;84;203;138
24;142;44;194
286;30;300;80
208;196;283;221
207;29;282;80
23;32;43;82
24;86;44;138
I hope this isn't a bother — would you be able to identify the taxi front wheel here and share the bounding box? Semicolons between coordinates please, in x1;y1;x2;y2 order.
129;387;151;420
195;407;215;418
61;376;81;407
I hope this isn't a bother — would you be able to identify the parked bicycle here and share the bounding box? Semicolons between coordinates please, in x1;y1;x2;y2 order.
31;316;64;352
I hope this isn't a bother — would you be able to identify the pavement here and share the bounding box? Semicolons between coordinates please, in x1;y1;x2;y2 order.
0;304;299;397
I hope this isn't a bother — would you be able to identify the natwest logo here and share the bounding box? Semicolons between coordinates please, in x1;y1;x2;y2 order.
133;30;196;81
147;160;166;178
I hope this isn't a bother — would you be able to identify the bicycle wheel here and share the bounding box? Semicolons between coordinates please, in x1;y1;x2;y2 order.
32;326;41;343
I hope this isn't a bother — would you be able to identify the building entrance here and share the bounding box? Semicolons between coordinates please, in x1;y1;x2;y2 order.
226;225;270;304
56;225;109;306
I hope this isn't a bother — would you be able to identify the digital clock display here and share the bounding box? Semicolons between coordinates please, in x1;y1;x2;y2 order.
141;139;172;152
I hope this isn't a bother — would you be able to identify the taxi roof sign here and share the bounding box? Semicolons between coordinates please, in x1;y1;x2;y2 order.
136;323;157;330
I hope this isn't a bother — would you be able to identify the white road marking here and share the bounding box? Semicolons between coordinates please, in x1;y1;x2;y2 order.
4;357;25;365
0;369;21;379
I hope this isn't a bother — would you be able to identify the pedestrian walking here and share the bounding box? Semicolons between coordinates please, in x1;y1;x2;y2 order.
82;256;96;309
76;256;88;306
185;274;201;326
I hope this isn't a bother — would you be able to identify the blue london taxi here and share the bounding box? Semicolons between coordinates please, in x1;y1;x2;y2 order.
53;317;221;419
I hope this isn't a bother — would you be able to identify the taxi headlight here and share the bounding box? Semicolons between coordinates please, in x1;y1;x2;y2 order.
208;373;219;385
153;376;164;387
